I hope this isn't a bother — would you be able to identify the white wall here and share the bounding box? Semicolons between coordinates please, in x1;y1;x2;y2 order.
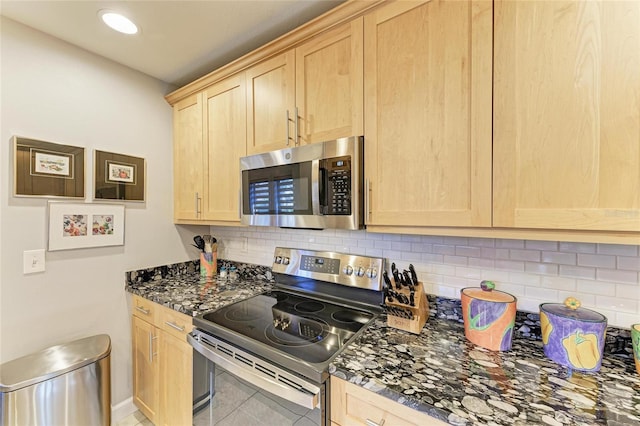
212;226;640;328
0;17;208;409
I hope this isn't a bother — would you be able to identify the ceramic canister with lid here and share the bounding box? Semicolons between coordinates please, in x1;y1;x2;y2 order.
461;281;517;351
540;297;607;372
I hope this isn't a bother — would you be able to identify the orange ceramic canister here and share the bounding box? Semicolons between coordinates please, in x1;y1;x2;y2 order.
461;281;517;351
540;297;607;372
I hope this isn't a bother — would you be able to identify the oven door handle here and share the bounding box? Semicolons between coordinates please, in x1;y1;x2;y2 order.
188;332;320;410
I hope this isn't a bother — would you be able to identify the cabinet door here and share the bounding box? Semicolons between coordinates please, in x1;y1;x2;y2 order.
203;73;247;222
246;51;296;154
132;316;158;423
158;331;193;426
296;18;363;144
364;0;492;227
494;0;640;231
330;377;448;426
173;93;205;221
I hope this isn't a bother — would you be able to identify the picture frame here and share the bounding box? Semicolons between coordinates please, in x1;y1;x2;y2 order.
13;136;85;198
48;202;125;251
94;150;145;202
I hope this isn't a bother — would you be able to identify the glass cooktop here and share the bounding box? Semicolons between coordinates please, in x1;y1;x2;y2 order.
195;290;375;364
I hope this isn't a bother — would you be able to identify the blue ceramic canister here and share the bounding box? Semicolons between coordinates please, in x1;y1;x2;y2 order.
540;297;607;372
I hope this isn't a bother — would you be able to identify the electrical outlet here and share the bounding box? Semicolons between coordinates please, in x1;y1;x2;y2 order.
23;249;45;274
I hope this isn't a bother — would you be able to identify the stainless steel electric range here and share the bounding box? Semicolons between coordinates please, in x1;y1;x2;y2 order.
188;247;384;425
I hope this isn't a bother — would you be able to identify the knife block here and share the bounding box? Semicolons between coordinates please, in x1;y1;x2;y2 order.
386;282;429;334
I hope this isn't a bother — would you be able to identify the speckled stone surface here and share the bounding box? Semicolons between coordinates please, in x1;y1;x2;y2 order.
329;315;640;425
125;261;639;425
125;259;273;316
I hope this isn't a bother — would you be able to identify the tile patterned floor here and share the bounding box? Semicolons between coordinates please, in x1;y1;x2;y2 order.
117;369;320;426
115;410;153;426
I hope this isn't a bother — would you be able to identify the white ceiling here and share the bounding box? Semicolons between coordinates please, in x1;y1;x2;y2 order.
0;0;344;88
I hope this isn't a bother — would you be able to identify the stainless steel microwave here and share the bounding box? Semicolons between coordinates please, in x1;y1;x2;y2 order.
240;136;364;230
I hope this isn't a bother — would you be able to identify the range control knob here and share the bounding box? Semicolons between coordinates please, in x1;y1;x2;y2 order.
343;265;354;275
355;266;365;277
282;257;290;265
366;268;377;279
274;256;282;264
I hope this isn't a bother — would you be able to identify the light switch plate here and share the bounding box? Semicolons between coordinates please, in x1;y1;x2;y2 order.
23;249;45;274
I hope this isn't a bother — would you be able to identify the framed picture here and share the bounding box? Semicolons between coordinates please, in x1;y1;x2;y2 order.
13;136;85;198
48;202;125;251
94;150;145;202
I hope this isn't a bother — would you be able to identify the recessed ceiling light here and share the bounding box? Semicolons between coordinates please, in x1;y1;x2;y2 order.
99;10;139;35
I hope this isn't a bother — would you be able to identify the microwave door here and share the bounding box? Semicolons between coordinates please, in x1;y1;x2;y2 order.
242;162;314;227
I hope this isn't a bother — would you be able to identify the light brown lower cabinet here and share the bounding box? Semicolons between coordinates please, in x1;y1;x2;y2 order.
131;295;194;425
331;376;448;426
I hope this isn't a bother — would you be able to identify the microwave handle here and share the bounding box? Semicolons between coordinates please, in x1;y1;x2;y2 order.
311;159;322;216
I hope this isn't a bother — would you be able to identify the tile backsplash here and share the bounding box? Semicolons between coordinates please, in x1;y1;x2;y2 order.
209;226;640;328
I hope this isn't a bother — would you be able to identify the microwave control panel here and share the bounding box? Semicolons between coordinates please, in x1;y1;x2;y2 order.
324;156;351;215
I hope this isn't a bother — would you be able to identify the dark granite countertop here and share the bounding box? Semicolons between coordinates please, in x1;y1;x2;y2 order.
125;259;273;316
329;315;640;426
125;260;640;425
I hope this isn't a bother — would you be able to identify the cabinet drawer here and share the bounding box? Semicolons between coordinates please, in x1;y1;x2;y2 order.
132;294;157;324
331;377;447;426
158;305;193;341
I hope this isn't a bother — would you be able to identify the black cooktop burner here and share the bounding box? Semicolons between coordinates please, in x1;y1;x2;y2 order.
224;305;263;322
295;301;324;313
197;290;375;364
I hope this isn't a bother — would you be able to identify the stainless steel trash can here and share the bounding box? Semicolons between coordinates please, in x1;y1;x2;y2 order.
0;334;111;426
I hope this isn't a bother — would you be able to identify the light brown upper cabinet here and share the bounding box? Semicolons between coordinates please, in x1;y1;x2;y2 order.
173;74;246;224
173;93;204;222
246;51;295;155
202;73;246;223
246;18;364;155
493;0;640;232
296;18;364;145
364;0;493;228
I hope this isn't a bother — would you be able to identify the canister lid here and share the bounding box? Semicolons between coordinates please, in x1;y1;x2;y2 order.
461;280;516;303
540;297;606;323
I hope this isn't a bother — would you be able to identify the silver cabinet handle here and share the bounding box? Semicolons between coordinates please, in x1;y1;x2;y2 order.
294;106;299;146
135;305;150;315
148;333;158;364
165;321;185;332
286;109;291;146
195;192;201;217
366;419;385;426
365;179;372;223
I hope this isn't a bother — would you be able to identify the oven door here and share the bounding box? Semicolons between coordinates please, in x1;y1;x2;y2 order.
188;330;327;425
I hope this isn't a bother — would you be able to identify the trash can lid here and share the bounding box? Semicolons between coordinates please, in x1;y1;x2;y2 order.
0;334;111;393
